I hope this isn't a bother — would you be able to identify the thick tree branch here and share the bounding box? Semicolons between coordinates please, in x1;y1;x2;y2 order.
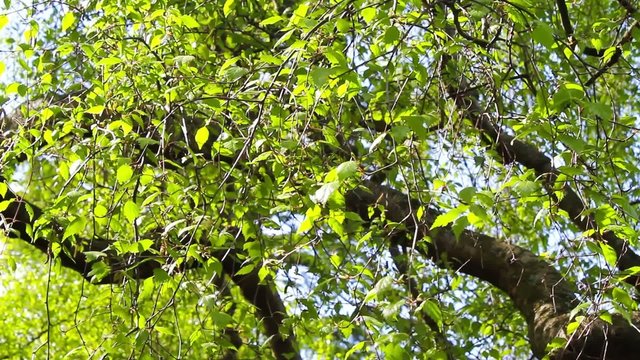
389;244;456;359
584;20;637;86
0;176;147;283
0;178;299;360
215;248;301;360
211;274;245;360
441;60;640;288
616;0;637;14
556;0;574;39
449;5;490;48
346;181;640;359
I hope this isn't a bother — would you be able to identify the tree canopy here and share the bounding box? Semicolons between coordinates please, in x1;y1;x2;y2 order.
2;0;640;358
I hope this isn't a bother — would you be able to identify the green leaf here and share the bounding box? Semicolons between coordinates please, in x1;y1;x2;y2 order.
220;56;239;72
195;126;209;150
51;242;61;258
603;47;618;63
600;312;613;324
584;101;613;121
558;166;583;176
222;66;248;82
599;242;617;267
293;3;309;19
84;251;106;261
336;161;358;181
0;199;13;212
612;287;635;309
137;239;154;252
274;29;294;47
459;187;476;203
260;15;283;26
0;182;7;198
383;26;400;44
325;50;347;66
312;181;340;205
85;105;105;114
211;311;234;327
0;15;8;30
258;266;270;281
94;205;108;217
235;263;255;276
431;205;469;229
336;19;351;33
96;57;122;66
223;0;236;17
180;15;199;28
403;115;437;139
139;277;154;300
344;341;366;360
171;55;196;65
369;132;387;153
532;22;555;49
310;67;332;88
558;134;586;152
62;12;75;32
567;317;583;335
59;161;70;180
420;299;443;329
63;217;86;240
514;180;537;196
591;38;603;51
364;276;393;303
117;164;134;184
123;200;140;223
297;205;321;234
360;8;376;24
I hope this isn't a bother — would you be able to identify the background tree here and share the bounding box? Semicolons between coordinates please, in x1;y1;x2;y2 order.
2;0;640;358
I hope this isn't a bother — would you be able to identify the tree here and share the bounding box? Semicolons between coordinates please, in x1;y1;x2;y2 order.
1;0;640;358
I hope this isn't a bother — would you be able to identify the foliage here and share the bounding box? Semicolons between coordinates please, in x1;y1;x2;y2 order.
2;0;640;358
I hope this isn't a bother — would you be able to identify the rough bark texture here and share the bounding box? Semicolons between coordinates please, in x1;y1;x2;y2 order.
345;181;640;359
0;176;299;360
216;249;301;360
447;85;640;287
6;164;640;358
435;42;640;290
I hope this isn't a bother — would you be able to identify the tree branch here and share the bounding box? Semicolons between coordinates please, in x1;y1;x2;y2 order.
215;248;301;360
556;0;574;39
389;244;456;359
346;181;640;359
0;177;300;360
441;59;640;289
616;0;637;15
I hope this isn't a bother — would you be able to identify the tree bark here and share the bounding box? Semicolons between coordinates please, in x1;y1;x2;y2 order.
345;181;640;359
0;177;300;360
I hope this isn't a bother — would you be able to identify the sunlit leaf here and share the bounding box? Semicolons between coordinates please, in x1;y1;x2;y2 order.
123;200;140;223
361;8;376;24
180;15;199;28
431;205;469;229
117;164;134;184
311;181;340;205
63;217;86;240
96;57;122;66
195;126;209;150
223;0;236;16
85;105;105;114
260;15;283;26
62;12;75;32
336;161;358;181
